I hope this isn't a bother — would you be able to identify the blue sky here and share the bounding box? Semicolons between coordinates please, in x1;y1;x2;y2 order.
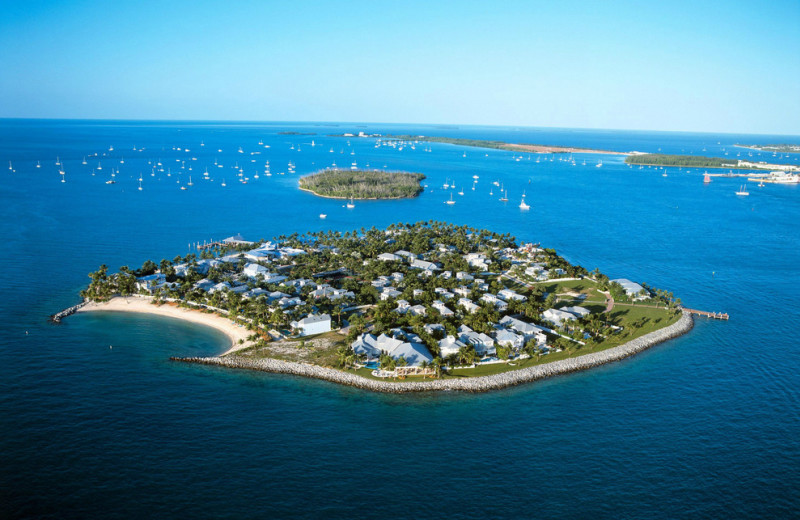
1;0;798;134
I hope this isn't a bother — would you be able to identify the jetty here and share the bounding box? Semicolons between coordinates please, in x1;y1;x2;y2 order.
683;308;729;320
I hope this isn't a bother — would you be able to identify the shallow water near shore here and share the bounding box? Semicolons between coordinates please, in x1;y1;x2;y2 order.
1;120;798;518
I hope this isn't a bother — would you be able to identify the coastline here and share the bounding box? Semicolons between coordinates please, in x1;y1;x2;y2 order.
297;186;421;200
173;311;694;393
504;143;629;155
76;296;255;355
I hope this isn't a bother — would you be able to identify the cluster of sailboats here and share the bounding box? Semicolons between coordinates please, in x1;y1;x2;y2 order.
441;174;530;210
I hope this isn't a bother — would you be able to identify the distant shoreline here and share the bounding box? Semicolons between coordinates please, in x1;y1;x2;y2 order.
379;134;630;155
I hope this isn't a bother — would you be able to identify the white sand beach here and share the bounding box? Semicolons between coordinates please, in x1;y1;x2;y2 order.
77;296;254;355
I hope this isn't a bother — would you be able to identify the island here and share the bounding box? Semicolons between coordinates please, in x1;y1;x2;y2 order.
59;222;694;392
298;169;426;199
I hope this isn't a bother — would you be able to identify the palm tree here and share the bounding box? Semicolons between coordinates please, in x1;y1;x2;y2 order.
418;360;429;377
431;357;443;378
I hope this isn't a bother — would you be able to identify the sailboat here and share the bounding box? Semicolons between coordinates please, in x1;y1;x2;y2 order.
519;192;530;210
703;172;711;183
8;161;13;171
596;161;603;168
458;187;464;196
346;197;355;209
735;185;749;196
499;190;508;202
445;193;455;205
221;178;226;186
138;179;143;191
36;160;41;168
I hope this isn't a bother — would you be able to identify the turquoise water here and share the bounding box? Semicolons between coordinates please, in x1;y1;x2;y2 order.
1;120;798;518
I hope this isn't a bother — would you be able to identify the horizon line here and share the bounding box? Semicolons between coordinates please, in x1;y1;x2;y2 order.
0;116;798;138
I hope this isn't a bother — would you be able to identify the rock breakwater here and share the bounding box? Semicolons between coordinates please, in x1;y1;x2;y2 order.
172;311;694;393
51;301;87;323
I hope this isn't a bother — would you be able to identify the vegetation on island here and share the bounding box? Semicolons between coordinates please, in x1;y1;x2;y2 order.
277;131;317;136
299;169;426;199
625;153;738;168
82;222;682;382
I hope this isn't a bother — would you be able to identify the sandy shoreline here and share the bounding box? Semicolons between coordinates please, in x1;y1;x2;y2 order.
77;296;255;355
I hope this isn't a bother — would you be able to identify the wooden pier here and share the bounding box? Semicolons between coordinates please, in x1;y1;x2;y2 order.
196;241;223;250
684;308;729;320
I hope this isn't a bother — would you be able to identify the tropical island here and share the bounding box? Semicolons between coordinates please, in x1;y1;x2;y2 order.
298;169;426;199
62;222;693;392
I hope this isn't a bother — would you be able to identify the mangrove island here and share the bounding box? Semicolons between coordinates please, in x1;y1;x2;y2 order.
299;168;426;199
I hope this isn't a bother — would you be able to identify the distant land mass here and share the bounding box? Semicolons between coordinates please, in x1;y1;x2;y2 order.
625;154;739;168
735;144;800;153
625;153;799;171
386;135;629;155
299;169;426;199
329;133;627;155
278;131;317;136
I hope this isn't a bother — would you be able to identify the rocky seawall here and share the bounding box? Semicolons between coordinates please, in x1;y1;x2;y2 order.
172;311;694;393
51;301;87;323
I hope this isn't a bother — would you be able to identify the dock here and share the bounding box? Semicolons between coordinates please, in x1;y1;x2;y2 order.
195;241;224;250
684;308;729;320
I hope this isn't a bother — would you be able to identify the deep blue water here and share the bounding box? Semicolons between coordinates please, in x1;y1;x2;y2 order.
1;120;798;519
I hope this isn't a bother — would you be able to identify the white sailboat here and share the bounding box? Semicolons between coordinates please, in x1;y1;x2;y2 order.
346;197;355;209
221;178;226;187
445;192;455;205
735;185;749;196
519;193;530;210
499;190;508;202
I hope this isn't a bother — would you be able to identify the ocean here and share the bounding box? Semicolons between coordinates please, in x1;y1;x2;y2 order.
1;120;798;519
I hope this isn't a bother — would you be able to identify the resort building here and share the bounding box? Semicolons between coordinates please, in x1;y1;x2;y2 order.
291;313;332;336
611;278;648;299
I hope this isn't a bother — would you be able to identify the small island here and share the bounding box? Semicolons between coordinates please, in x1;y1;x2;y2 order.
61;222;693;393
299;169;426;199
